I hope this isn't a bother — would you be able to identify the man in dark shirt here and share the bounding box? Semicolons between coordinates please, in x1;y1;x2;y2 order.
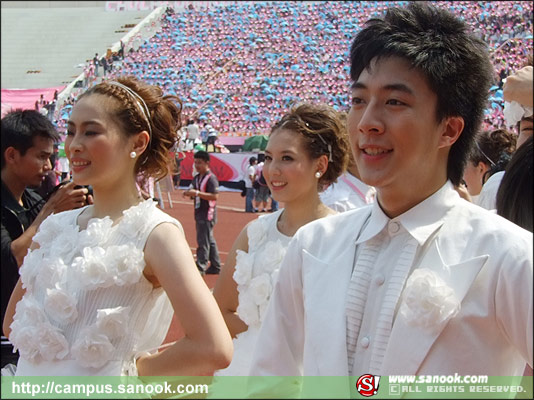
183;151;221;275
93;53;99;76
1;110;89;367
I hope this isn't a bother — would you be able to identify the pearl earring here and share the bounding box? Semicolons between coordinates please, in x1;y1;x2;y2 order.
130;151;137;159
315;171;322;178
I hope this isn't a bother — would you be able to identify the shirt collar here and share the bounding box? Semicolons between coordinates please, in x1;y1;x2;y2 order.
355;181;460;246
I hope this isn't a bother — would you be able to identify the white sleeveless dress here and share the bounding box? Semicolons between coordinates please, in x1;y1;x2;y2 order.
10;199;182;376
215;210;291;376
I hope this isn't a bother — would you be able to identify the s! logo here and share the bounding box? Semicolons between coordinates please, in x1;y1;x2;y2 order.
356;374;380;397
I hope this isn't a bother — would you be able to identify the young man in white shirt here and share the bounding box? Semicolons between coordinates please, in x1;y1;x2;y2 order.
250;1;532;384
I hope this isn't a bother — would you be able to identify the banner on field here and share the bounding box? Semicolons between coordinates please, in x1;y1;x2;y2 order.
179;151;258;183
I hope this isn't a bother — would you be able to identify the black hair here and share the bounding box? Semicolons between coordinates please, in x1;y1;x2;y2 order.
350;2;494;185
496;135;533;232
1;109;60;169
194;150;210;162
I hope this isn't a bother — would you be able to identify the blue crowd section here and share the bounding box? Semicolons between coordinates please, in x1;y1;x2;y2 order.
76;1;534;135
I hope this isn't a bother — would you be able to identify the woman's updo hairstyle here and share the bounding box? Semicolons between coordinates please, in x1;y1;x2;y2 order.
469;128;516;182
271;103;349;189
77;76;182;181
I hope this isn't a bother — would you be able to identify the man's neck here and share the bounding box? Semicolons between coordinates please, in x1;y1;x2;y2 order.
198;169;210;178
1;169;26;204
376;178;447;219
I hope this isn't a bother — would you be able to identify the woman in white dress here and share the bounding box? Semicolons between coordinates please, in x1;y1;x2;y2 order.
3;76;233;376
213;103;349;375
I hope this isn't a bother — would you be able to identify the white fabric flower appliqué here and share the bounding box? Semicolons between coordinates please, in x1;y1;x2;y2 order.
79;217;113;248
233;250;254;285
33;214;65;246
118;199;154;238
71;328;115;368
110;245;145;286
256;240;286;274
49;224;80;261
95;306;130;340
39;323;69;361
247;219;267;248
14;296;47;324
10;297;70;363
237;290;260;328
400;268;460;331
38;258;68;289
44;286;78;324
249;273;272;306
19;248;46;289
72;247;114;290
9;323;41;362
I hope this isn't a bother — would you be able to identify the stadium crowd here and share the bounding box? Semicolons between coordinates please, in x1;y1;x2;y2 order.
53;1;530;137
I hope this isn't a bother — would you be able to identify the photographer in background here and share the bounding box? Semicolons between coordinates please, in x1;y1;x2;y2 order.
1;110;90;368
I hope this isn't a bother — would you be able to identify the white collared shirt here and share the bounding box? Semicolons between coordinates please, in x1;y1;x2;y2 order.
476;171;504;210
346;183;457;375
250;181;532;379
320;172;375;212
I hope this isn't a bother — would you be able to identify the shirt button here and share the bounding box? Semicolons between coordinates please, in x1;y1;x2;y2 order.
375;274;385;286
360;336;370;348
389;221;400;234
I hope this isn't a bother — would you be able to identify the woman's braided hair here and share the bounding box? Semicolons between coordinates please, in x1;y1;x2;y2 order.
78;76;182;182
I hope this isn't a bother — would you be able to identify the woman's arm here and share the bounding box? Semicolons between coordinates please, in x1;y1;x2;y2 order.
213;223;251;338
3;278;24;337
138;222;233;376
3;240;41;337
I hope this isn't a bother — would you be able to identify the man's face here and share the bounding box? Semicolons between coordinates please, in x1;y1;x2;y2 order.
194;158;209;174
12;135;54;187
517;116;533;148
347;56;455;214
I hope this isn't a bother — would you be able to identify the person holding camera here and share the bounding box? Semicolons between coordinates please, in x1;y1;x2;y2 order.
1;110;90;368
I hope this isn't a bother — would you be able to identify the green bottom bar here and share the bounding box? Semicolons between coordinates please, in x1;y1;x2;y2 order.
1;375;532;399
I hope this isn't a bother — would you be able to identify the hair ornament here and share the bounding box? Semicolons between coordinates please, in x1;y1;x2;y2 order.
108;81;153;138
316;133;333;162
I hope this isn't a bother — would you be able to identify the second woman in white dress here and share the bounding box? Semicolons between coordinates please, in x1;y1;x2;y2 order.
213;103;350;375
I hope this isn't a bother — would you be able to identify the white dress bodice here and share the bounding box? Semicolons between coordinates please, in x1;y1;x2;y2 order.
215;210;291;376
11;199;182;376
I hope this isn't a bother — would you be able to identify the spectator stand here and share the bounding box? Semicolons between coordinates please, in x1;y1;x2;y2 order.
52;1;532;139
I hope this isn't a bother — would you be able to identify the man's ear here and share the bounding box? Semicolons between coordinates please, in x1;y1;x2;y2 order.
131;131;150;156
438;116;464;149
3;147;20;165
